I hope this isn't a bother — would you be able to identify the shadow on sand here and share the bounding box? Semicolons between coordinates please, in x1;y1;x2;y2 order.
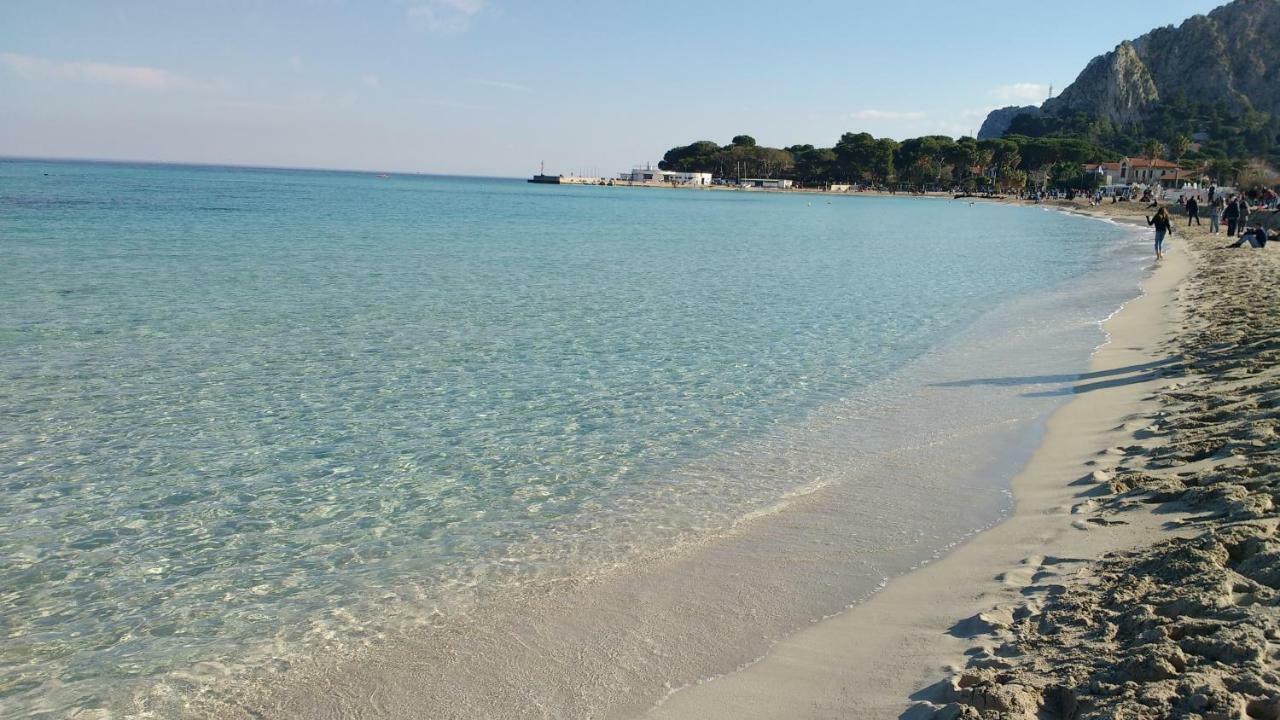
931;357;1182;398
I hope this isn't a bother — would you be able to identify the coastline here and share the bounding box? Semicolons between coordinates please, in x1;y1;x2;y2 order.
193;203;1142;719
645;201;1195;719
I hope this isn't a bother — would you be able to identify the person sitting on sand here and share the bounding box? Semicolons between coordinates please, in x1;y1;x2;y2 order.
1224;226;1277;249
1147;206;1174;259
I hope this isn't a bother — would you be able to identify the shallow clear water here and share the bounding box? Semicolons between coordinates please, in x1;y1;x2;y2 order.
0;160;1145;717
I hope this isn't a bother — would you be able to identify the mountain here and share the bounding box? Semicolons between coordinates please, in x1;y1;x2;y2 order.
983;0;1280;132
977;106;1042;140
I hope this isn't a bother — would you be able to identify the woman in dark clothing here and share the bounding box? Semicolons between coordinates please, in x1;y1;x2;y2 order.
1224;197;1241;237
1147;206;1174;259
1186;196;1200;226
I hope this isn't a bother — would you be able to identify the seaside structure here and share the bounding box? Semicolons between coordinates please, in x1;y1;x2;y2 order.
740;177;794;189
617;166;712;186
528;174;604;185
1083;157;1184;186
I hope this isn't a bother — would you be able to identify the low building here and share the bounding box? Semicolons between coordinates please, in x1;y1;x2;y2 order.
617;167;712;185
1084;162;1125;185
528;174;603;185
740;178;793;189
1083;157;1184;186
669;171;712;186
1124;157;1183;184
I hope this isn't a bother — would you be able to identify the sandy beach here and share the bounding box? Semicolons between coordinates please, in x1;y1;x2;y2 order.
648;200;1280;719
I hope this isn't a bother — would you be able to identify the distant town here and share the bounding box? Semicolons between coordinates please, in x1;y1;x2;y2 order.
529;164;795;190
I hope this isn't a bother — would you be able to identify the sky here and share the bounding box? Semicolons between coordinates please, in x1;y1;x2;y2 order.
0;0;1229;177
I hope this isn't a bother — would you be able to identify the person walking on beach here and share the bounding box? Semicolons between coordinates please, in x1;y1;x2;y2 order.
1147;207;1174;259
1209;196;1224;234
1186;196;1200;226
1224;196;1241;237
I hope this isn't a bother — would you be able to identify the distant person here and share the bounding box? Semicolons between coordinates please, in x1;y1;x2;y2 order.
1146;206;1174;259
1208;184;1216;204
1239;196;1251;230
1186;196;1200;226
1209;196;1224;234
1224;196;1241;237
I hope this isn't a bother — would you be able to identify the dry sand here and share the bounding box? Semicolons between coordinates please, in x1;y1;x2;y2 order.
647;201;1280;719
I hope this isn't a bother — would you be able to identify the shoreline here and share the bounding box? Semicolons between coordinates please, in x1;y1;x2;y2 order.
644;202;1194;719
193;202;1142;719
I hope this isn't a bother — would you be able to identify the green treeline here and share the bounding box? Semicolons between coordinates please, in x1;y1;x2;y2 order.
661;94;1280;191
659;133;1116;192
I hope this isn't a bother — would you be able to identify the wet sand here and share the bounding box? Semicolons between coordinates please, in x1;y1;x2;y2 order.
651;201;1280;719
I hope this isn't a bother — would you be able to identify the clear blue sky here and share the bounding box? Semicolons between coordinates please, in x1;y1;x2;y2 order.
0;0;1227;177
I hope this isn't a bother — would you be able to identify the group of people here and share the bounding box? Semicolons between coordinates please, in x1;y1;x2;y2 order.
1150;189;1279;258
1187;193;1257;236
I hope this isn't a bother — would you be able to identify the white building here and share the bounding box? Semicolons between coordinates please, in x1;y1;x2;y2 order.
617;167;712;185
740;178;793;189
669;171;712;185
1083;157;1187;186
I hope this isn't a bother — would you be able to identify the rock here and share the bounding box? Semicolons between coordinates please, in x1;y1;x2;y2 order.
1045;41;1158;125
976;106;1042;140
982;0;1280;132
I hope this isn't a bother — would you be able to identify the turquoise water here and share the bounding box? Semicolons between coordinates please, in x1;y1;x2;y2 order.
0;160;1142;717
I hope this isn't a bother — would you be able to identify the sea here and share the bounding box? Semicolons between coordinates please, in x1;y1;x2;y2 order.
0;159;1150;718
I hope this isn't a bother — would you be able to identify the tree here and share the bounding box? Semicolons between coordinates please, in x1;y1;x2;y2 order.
731;135;756;147
1170;134;1191;163
1048;160;1100;191
978;139;1023;192
834;132;878;182
659;140;721;172
794;148;837;183
946;137;979;183
871;138;898;184
895;135;955;188
1142;138;1164;162
754;147;795;178
1206;157;1235;185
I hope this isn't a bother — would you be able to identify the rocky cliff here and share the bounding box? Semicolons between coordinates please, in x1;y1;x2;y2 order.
976;105;1041;140
1044;40;1159;125
983;0;1280;133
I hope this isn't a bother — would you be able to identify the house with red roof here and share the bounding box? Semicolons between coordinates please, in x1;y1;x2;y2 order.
1083;157;1189;186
